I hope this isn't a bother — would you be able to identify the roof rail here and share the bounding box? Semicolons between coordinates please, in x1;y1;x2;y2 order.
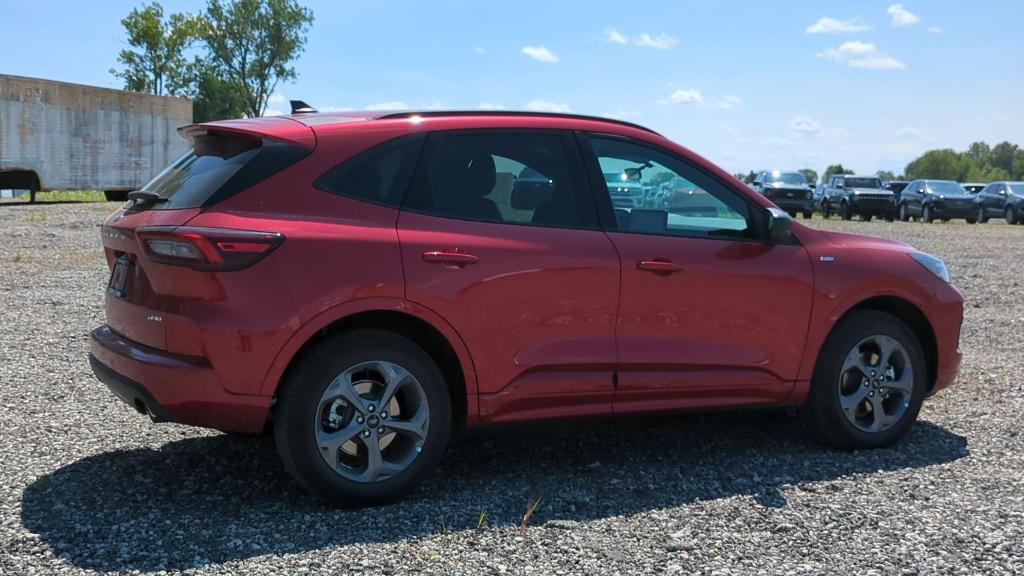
376;110;661;136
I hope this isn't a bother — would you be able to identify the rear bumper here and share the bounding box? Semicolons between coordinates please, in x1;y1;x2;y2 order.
89;325;271;433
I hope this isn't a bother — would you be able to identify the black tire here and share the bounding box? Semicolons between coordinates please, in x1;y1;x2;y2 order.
104;190;129;202
787;211;797;218
840;202;852;221
922;204;934;223
862;214;873;222
805;310;927;449
966;218;977;225
940;218;950;223
1007;205;1020;225
898;203;910;222
803;210;813;220
976;206;989;224
274;330;452;506
821;201;831;219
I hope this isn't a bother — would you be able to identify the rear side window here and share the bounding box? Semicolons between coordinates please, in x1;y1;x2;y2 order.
403;132;597;228
134;132;309;210
314;134;425;208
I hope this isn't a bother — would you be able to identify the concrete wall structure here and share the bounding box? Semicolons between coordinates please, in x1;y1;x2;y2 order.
0;75;192;191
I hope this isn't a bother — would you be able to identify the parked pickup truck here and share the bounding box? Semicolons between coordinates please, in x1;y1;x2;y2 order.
820;174;894;221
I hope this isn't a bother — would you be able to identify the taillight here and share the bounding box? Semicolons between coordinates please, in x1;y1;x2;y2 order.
136;226;283;271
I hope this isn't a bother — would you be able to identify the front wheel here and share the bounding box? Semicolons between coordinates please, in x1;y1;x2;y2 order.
922;204;934;223
274;330;452;506
898;203;910;222
821;201;831;219
1008;205;1021;225
805;311;927;449
840;202;852;221
977;206;989;224
803;210;813;220
862;214;873;222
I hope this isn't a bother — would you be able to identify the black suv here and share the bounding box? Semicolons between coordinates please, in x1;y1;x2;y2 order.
750;170;813;218
820;175;893;221
974;181;1024;224
897;179;978;223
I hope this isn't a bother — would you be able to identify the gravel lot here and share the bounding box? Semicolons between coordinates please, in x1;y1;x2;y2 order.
1;202;1022;575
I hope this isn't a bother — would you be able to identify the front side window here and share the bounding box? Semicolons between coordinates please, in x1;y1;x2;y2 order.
404;132;595;228
588;136;754;239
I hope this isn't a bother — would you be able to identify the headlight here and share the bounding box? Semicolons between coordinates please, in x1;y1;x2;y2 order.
909;252;950;283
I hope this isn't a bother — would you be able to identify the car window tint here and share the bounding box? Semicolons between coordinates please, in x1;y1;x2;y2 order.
404;132;593;228
314;134;425;208
589;136;754;239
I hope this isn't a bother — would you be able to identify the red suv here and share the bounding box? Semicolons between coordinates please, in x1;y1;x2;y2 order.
90;111;963;505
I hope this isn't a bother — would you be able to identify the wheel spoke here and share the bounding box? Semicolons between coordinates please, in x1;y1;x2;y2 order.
869;394;891;430
841;348;871;378
884;372;914;396
376;362;412;408
385;405;429;441
875;336;899;371
317;421;363;468
840;385;870;413
325;370;367;414
357;433;385;482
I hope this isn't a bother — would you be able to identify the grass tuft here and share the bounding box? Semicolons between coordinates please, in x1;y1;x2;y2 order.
521;497;542;531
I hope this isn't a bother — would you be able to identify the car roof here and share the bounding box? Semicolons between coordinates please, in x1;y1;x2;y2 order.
284;109;661;135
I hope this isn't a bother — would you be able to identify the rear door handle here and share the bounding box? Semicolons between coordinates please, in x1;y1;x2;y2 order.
422;250;479;266
637;259;683;274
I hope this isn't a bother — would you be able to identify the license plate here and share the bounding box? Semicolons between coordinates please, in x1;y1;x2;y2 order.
107;255;130;298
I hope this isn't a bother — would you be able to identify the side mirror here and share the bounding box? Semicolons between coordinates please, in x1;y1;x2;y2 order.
765;207;793;242
835;182;844;189
999;190;1007;196
918;188;926;194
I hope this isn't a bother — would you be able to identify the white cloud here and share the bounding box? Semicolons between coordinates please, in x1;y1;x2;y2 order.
604;28;628;44
817;41;905;70
521;45;559;63
848;55;906;70
319;105;355;112
268;92;286;104
477;102;507;110
805;17;870;34
887;4;919;26
790;115;824;138
660;88;703;104
634;32;678;50
525;99;572;113
928;26;943;33
717;94;741;110
365;101;410;110
602;108;642;120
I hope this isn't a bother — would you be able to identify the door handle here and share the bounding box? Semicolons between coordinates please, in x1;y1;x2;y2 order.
422;250;479;266
637;259;683;274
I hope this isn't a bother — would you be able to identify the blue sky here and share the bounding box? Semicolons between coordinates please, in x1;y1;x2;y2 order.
3;0;1023;176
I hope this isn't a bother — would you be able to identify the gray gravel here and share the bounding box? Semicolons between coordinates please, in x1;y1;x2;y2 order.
1;202;1022;575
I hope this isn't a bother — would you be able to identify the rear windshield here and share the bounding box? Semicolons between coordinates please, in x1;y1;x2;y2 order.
846;177;882;189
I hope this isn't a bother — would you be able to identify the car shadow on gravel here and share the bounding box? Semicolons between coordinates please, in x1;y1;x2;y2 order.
21;410;967;572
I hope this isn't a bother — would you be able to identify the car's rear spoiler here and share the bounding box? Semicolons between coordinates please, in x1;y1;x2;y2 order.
178;117;316;150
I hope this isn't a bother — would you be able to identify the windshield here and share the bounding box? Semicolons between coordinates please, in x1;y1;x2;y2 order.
926;181;967;195
1009;183;1024;195
767;172;806;185
846;177;883;189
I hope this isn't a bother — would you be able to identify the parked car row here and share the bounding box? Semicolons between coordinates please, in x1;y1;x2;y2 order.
749;171;1024;225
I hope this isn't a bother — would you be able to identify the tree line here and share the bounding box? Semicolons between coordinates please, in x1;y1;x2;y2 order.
110;0;314;122
734;141;1024;185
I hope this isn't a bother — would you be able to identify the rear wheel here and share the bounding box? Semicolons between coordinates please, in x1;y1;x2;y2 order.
805;311;927;449
862;214;873;222
1007;205;1021;225
803;210;813;220
274;330;452;506
898;203;910;222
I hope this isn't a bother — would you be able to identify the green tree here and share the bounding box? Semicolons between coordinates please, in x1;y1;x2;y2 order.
822;164;854;182
990;141;1019;175
904;149;969;181
646;171;676;188
1012;150;1024;180
797;168;818;185
111;2;201;95
876;170;897;181
190;67;248;122
200;0;314;118
965;142;991;167
743;170;757;183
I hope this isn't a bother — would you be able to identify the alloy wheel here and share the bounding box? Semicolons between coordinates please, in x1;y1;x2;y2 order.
314;360;429;482
837;335;913;433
